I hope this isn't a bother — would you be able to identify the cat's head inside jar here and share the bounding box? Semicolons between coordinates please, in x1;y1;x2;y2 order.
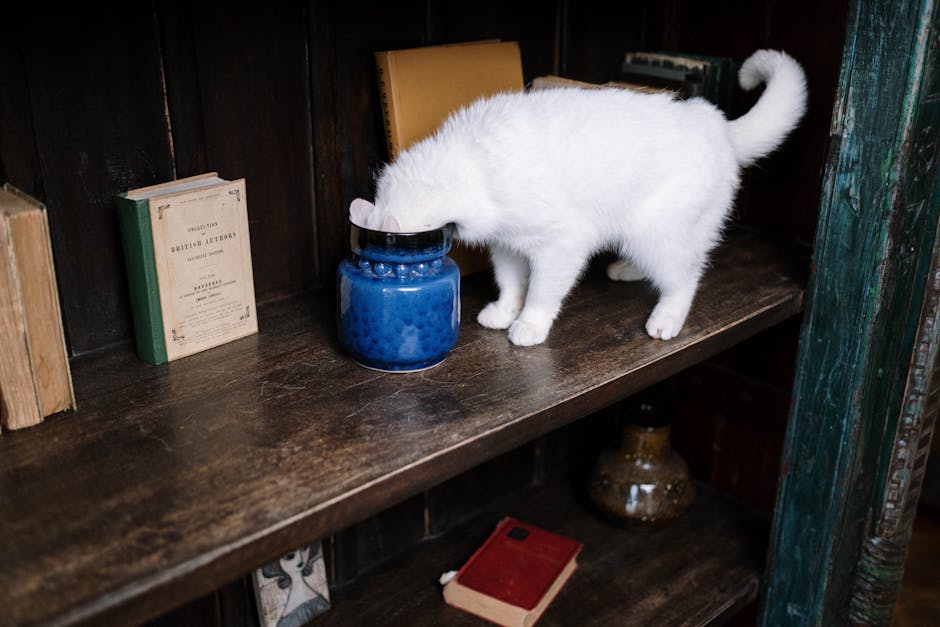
348;183;449;234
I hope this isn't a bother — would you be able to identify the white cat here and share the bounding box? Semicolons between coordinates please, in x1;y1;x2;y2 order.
351;49;807;346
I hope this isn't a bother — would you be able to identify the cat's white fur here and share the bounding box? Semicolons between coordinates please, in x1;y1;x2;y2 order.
353;49;807;346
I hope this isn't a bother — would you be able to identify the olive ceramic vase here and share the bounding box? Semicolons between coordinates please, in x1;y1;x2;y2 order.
587;404;695;524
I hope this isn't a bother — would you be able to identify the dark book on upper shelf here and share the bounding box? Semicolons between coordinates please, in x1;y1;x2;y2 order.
621;51;739;116
442;517;582;626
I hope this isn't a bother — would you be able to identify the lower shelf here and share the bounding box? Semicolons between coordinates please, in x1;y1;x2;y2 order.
320;480;768;626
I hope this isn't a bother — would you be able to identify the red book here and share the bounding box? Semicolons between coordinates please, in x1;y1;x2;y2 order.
442;517;583;626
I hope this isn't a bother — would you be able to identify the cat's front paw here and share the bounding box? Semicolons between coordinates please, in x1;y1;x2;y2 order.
477;302;520;330
645;307;685;340
507;319;551;346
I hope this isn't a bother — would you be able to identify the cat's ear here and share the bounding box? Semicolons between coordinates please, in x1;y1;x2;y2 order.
382;215;402;232
349;198;375;227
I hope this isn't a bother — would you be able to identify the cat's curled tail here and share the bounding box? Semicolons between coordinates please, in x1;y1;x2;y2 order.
727;49;808;167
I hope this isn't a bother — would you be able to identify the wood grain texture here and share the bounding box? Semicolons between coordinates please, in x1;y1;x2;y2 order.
894;514;940;627
178;2;317;304
0;229;804;626
560;1;649;83
155;2;209;179
320;480;767;627
426;0;558;83
309;0;426;287
0;26;43;200
760;0;940;624
17;6;176;355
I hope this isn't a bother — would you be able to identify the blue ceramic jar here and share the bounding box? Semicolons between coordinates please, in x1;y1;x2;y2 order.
337;223;460;372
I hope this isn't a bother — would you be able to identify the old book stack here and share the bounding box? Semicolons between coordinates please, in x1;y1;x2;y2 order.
0;184;75;432
531;51;738;115
374;39;524;276
621;51;738;115
115;173;258;365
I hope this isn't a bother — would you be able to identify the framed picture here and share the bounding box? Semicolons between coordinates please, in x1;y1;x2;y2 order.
252;542;331;627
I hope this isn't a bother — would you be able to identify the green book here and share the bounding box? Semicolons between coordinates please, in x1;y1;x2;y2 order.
115;172;258;365
116;191;168;364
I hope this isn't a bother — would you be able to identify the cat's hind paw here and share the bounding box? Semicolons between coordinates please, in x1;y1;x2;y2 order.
508;319;551;346
645;308;685;340
477;302;520;330
606;259;645;282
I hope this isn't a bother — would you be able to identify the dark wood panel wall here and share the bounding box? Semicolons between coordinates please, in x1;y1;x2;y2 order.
1;0;841;358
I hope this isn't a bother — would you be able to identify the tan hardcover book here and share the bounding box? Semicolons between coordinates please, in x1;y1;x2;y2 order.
116;173;258;364
0;185;74;430
375;39;523;159
374;40;524;276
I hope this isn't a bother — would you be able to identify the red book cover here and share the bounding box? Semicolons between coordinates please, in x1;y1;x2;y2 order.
442;517;583;626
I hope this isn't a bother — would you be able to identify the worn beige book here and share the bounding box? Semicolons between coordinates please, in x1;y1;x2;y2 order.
116;173;258;364
0;185;74;430
0;215;41;430
530;74;676;95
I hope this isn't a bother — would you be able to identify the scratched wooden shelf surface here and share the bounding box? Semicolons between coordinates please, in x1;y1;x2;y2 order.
0;228;805;626
321;480;767;627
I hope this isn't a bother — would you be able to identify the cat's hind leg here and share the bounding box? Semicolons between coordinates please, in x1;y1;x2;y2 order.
606;258;645;282
478;244;528;330
508;247;589;346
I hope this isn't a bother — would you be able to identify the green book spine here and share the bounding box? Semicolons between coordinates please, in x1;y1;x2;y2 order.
115;194;167;365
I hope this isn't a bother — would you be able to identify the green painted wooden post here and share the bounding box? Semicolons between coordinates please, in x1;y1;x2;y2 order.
759;0;940;625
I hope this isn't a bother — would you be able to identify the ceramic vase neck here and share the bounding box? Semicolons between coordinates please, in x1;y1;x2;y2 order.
621;424;671;461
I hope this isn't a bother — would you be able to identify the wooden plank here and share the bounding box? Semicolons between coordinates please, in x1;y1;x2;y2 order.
155;3;209;178
848;7;940;621
176;2;317;304
0;229;805;626
560;0;648;83
319;480;767;627
425;0;558;82
308;0;426;286
759;0;940;624
0;28;43;199
17;6;175;355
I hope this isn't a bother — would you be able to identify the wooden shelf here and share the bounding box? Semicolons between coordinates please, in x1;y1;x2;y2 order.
0;228;805;626
320;480;768;626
